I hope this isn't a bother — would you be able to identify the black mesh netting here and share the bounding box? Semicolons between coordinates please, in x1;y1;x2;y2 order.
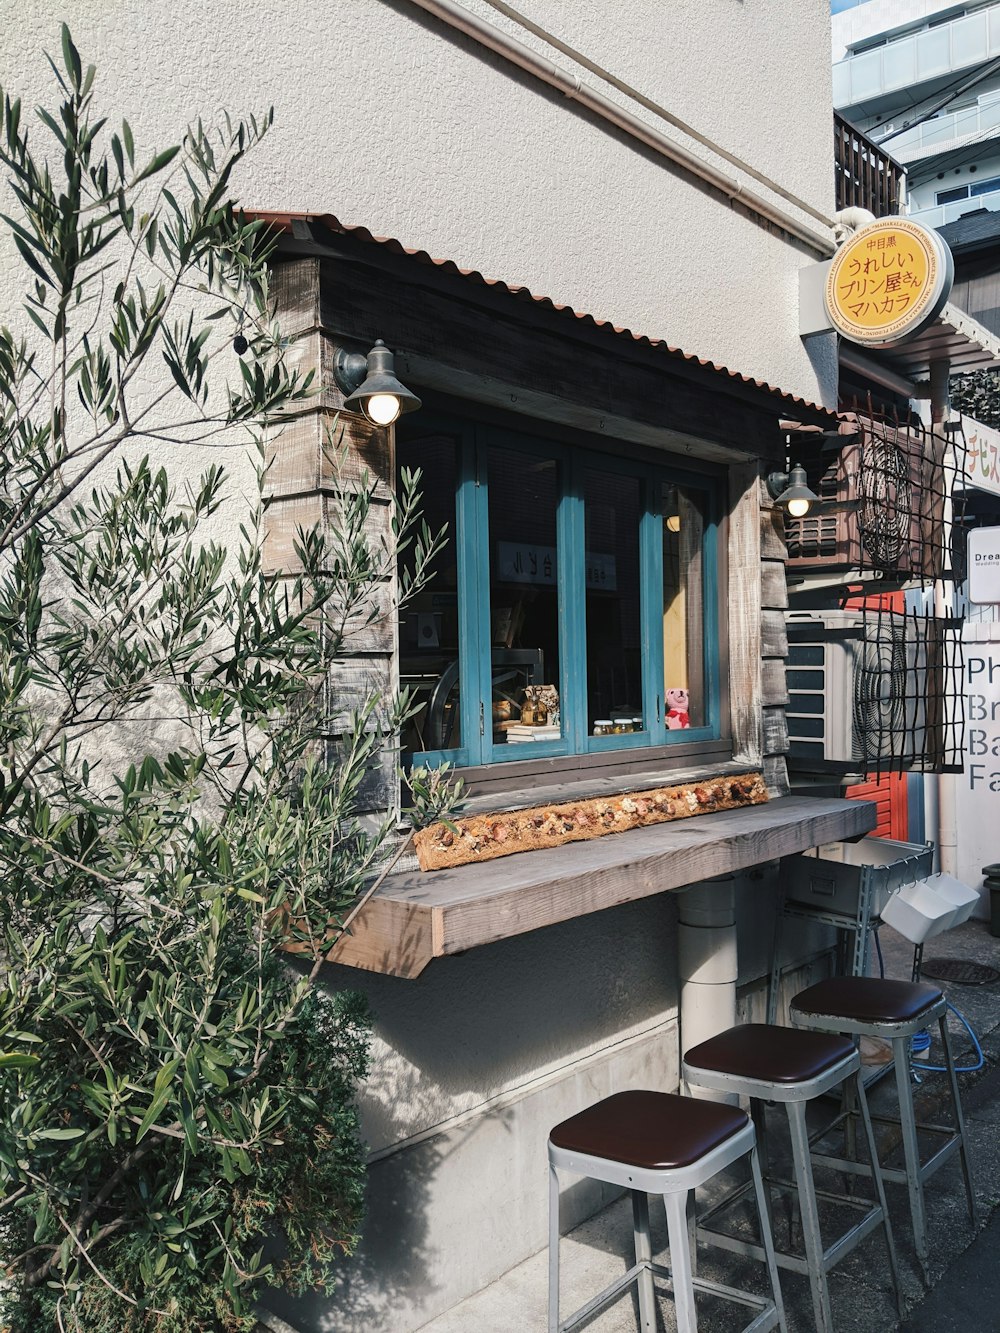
784;400;967;776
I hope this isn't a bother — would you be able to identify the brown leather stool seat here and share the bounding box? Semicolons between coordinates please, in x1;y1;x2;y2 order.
792;976;943;1027
682;1022;900;1333
550;1089;748;1171
790;973;977;1282
547;1088;786;1333
684;1023;855;1085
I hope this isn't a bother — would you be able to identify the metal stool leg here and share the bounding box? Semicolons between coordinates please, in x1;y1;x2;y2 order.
785;1098;834;1333
855;1067;903;1316
892;1031;930;1282
750;1142;788;1333
665;1188;699;1333
686;1190;699;1279
939;1014;978;1226
751;1097;784;1243
548;1162;560;1333
631;1190;656;1331
786;1099;835;1333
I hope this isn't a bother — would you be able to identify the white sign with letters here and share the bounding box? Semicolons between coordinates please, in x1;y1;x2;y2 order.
952;625;1000;918
961;417;1000;499
967;527;1000;604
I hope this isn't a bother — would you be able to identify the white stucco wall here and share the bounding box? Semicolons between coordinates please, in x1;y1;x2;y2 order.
0;0;836;409
0;5;839;1326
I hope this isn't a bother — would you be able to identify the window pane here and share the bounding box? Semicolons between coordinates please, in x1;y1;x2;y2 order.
662;483;707;730
488;446;563;747
584;470;644;734
398;433;461;755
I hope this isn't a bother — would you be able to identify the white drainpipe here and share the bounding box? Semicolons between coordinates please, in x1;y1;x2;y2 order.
406;0;835;258
678;875;738;1102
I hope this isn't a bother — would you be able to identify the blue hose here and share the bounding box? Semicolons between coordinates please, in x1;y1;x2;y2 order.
912;1001;985;1074
870;928;984;1073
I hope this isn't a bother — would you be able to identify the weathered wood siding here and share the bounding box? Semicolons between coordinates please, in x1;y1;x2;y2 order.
760;488;791;796
265;257;399;816
728;463;764;773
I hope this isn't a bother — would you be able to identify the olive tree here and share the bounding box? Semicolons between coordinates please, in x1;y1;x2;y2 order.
0;29;452;1332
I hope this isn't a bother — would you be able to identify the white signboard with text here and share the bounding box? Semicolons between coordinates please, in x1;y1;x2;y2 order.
967;528;1000;604
954;624;1000;918
961;416;1000;499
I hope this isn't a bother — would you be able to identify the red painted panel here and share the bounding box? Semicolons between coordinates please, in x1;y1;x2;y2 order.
845;772;908;841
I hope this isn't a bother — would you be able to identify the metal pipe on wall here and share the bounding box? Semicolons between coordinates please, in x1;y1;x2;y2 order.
678;875;738;1104
406;0;836;258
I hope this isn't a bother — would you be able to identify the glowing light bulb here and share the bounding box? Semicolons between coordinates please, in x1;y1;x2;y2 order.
786;496;811;519
666;514;681;533
365;393;402;426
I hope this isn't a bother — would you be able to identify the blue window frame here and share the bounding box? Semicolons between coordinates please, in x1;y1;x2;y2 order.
398;411;723;769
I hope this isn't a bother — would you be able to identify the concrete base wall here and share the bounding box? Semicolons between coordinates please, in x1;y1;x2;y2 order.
266;872;833;1332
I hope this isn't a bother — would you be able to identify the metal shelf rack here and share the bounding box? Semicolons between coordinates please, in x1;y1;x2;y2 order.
767;837;934;1025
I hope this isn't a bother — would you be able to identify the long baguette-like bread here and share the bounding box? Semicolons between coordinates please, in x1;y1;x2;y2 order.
414;771;768;871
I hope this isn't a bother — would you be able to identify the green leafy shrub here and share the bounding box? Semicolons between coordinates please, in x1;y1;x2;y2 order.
0;29;453;1332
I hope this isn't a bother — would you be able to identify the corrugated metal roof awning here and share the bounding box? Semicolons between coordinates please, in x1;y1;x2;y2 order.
252;209;836;424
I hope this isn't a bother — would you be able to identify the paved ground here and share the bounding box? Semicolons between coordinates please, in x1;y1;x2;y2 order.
414;918;1000;1333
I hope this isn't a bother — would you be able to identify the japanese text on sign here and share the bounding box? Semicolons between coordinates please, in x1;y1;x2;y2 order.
497;542;616;590
825;218;952;348
960;417;1000;500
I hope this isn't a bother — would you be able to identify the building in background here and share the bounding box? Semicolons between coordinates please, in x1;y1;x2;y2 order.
822;1;1000;883
833;0;1000;228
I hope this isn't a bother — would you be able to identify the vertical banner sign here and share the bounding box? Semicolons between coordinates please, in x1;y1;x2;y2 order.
961;416;1000;499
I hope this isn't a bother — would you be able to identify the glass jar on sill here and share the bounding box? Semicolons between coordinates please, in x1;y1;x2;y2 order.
521;700;548;726
632;716;644;732
612;717;633;734
593;719;613;737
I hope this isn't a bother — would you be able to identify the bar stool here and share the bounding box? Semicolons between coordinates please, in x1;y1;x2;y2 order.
683;1024;901;1333
548;1089;786;1333
790;976;977;1282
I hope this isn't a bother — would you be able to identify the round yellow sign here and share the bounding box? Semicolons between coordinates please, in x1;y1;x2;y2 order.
825;217;953;348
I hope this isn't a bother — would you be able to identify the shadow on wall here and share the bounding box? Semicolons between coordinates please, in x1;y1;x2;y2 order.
330;892;681;1142
264;894;680;1331
264;1131;447;1333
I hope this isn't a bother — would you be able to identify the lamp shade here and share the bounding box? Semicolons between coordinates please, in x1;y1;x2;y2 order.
342;340;421;426
768;463;817;518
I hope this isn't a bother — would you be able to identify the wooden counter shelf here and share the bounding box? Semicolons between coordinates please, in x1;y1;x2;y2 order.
328;796;876;979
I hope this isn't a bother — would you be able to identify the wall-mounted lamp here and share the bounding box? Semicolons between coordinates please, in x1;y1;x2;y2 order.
332;339;421;427
767;463;818;519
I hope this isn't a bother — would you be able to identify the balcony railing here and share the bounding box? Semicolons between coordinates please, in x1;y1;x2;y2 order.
883;95;1000;161
908;185;1000;228
835;112;905;216
834;6;1000;112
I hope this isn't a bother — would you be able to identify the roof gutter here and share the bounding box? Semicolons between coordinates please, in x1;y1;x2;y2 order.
406;0;837;259
838;344;919;400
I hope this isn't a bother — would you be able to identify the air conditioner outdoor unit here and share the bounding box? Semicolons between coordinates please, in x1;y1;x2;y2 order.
784;415;944;582
785;610;937;771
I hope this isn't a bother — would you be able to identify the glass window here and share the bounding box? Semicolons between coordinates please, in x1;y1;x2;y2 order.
662;483;707;731
584;469;644;736
397;414;722;768
487;445;563;748
935;185;969;205
398;431;463;757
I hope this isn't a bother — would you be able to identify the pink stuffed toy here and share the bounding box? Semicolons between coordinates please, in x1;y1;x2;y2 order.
665;687;690;730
